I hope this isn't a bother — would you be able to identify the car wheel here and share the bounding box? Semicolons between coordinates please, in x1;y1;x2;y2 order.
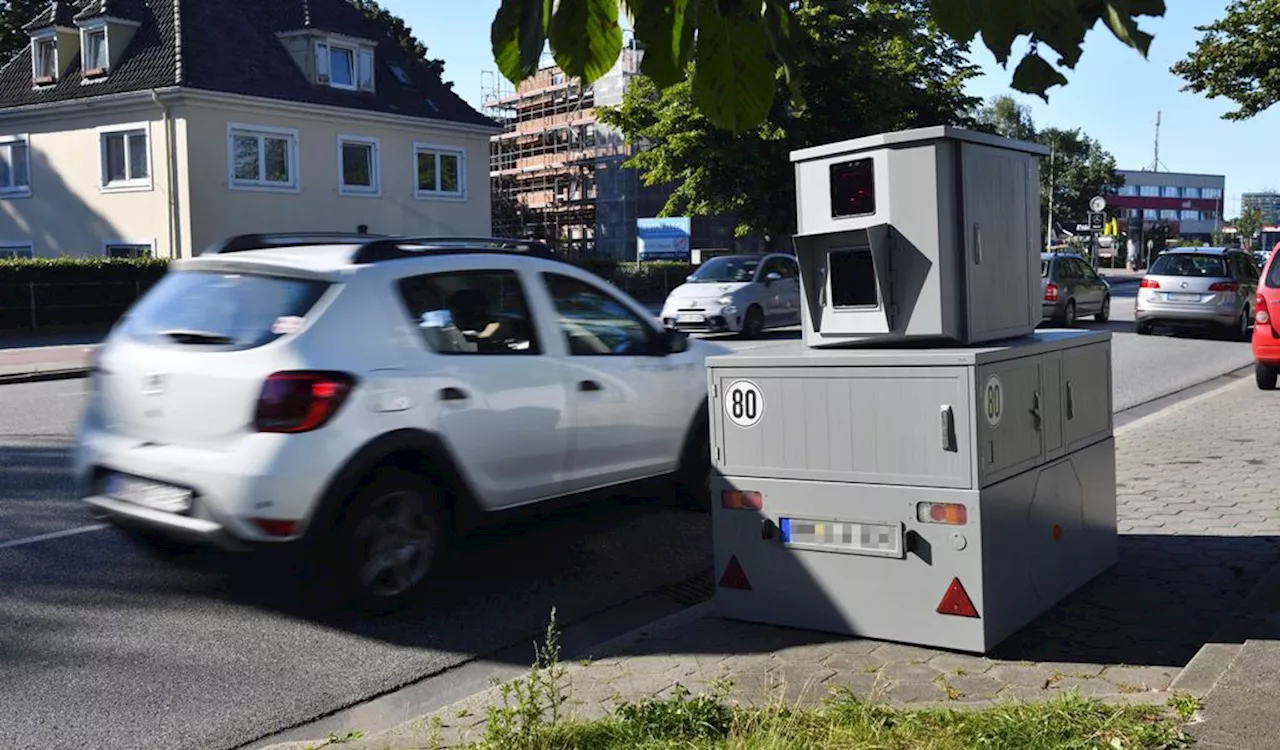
1237;307;1253;342
740;305;765;339
331;468;444;613
1096;295;1111;322
1062;300;1077;327
1135;319;1154;335
674;406;712;513
1257;363;1278;391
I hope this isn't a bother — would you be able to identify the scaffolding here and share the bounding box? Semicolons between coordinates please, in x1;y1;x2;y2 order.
481;41;640;259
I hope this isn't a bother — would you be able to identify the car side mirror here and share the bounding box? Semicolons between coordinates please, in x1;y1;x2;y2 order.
765;272;781;285
685;275;696;283
659;327;690;355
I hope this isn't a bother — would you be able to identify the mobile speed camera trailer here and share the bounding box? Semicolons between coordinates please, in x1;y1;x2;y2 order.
705;126;1118;654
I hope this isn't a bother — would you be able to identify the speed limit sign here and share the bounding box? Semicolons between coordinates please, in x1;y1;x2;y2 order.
724;380;765;428
983;374;1004;427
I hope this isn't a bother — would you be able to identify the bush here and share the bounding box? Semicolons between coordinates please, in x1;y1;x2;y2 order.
0;257;168;331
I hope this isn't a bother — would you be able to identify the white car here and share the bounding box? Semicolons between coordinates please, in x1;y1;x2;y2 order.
74;234;730;611
660;253;802;338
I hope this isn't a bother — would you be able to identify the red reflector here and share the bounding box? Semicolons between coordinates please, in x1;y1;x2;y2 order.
721;489;764;511
1139;277;1160;289
937;577;979;618
252;518;298;537
718;555;752;590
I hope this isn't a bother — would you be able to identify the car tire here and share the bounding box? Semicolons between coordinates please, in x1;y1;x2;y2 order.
740;305;765;339
674;405;712;513
328;467;446;614
1236;307;1253;342
1062;300;1077;327
1096;295;1111;322
1135;319;1154;335
1257;363;1278;391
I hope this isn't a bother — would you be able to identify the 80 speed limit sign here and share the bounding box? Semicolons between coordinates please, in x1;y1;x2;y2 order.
724;380;765;428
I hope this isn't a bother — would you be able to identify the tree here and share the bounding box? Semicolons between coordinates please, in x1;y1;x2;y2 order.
973;95;1036;141
1171;0;1280;121
596;0;979;246
350;0;447;83
491;0;1166;132
0;0;50;63
1233;206;1264;250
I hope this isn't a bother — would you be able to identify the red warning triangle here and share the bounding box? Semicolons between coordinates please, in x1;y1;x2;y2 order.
936;577;979;618
718;555;752;590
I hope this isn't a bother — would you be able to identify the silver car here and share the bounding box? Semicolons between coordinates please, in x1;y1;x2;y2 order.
1134;247;1257;340
1041;252;1112;325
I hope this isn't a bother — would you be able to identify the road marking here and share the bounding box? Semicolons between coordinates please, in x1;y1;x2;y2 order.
0;523;108;550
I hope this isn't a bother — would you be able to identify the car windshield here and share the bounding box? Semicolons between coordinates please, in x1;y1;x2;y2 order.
688;256;760;283
1148;253;1228;278
119;270;331;349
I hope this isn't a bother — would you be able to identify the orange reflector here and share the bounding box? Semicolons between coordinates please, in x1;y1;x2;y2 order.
916;502;968;526
936;577;979;618
1052;524;1063;541
721;489;764;511
718;555;752;590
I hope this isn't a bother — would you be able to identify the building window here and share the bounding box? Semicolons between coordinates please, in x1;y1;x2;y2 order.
0;135;31;197
316;38;374;92
1117;185;1137;197
1202;188;1223;200
98;124;150;191
414;143;465;199
1139;185;1160;197
82;27;108;74
1143;209;1158;220
228;124;299;191
1160;209;1178;220
31;34;57;83
0;242;33;259
1180;210;1201;221
1183;187;1200;200
1161;186;1181;198
104;242;152;258
1125;208;1141;219
338;135;379;196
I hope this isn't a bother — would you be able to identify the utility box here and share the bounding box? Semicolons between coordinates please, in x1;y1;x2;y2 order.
707;330;1117;653
790;126;1048;348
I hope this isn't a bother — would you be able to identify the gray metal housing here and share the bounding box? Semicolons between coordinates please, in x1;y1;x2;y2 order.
790;126;1049;348
705;330;1118;653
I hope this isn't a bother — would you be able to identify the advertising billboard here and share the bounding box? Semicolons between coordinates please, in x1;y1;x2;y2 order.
636;217;692;262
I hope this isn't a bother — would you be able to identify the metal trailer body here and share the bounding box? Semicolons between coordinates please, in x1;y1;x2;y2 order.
790;126;1049;349
706;330;1118;654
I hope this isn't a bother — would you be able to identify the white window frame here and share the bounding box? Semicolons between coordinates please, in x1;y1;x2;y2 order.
30;30;58;83
413;142;466;201
102;239;155;258
315;37;374;92
0;241;34;259
97;122;152;192
227;123;300;193
0;134;32;198
80;21;109;74
337;134;380;197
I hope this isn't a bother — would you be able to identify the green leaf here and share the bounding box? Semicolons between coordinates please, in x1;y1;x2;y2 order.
491;0;551;84
630;0;699;87
1102;1;1155;57
762;1;806;108
550;0;624;83
1011;52;1068;99
929;0;980;44
691;5;776;133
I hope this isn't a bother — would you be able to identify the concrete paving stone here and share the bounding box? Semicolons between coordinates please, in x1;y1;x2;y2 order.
770;666;840;707
869;642;943;664
773;642;836;665
1110;691;1178;707
1100;665;1179;691
1037;662;1107;678
620;654;686;675
884;680;949;705
988;664;1058;689
716;653;777;676
1051;676;1123;699
996;683;1055;703
614;673;680;697
823;671;887;701
821;651;889;674
927;652;996;676
879;661;943;684
941;674;1005;700
822;638;882;657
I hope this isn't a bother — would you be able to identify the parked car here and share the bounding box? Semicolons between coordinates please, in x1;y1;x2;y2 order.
1252;249;1280;389
659;253;801;338
74;234;730;611
1040;252;1111;325
1134;247;1257;340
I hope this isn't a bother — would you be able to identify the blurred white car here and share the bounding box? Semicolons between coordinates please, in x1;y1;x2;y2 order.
659;253;801;338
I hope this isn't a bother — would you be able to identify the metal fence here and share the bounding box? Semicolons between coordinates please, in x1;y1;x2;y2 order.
0;280;151;331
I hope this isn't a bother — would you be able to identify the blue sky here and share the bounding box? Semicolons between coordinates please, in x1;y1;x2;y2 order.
395;1;1276;217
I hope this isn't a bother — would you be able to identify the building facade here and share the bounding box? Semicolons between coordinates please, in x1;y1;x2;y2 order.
1242;192;1280;227
1109;169;1226;243
0;0;498;260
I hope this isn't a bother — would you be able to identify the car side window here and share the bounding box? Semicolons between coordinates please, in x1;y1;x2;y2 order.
780;257;800;278
541;272;656;356
758;257;786;280
1054;259;1076;280
396;270;540;355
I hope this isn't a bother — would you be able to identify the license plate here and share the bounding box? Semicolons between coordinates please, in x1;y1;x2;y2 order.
779;517;904;558
1167;293;1201;302
104;473;192;514
678;314;705;323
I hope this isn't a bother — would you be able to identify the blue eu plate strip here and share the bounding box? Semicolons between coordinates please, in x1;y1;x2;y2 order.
779;517;791;543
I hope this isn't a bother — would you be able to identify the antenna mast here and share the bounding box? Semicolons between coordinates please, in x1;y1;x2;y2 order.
1146;110;1167;172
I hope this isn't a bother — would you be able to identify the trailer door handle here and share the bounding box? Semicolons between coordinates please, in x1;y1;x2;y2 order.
1031;390;1042;432
1066;382;1075;420
940;405;957;453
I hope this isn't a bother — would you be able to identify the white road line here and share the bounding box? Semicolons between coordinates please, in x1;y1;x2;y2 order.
0;523;108;550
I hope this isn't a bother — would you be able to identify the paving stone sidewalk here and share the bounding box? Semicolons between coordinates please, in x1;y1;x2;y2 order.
268;376;1280;749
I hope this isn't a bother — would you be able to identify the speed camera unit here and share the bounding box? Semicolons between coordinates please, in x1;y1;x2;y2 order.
705;126;1118;654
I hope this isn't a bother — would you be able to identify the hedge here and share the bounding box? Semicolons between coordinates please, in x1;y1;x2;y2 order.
0;256;695;333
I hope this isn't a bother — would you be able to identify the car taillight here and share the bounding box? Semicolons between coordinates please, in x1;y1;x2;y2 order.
1208;281;1239;292
1139;277;1160;289
1044;283;1059;302
1258;293;1271;325
254;371;356;433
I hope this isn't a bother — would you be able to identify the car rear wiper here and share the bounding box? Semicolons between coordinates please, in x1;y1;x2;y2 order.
159;329;235;345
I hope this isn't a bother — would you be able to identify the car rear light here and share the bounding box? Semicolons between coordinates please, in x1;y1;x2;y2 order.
1044;283;1059;302
251;518;299;536
916;502;968;525
254;371;356;433
1258;293;1271;325
1208;281;1239;292
1139;278;1160;289
721;489;764;510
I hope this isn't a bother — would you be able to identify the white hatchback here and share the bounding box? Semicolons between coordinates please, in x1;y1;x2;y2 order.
660;253;802;338
74;234;730;611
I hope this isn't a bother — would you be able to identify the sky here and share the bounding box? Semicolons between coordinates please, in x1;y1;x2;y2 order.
394;1;1277;218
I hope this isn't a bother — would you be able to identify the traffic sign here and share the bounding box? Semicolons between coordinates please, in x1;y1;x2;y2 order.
1088;212;1105;231
1089;195;1107;213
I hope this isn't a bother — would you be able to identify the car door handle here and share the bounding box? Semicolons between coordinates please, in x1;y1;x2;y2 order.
438;387;469;401
578;380;602;392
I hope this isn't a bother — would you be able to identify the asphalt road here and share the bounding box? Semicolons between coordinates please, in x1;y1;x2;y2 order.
0;277;1255;750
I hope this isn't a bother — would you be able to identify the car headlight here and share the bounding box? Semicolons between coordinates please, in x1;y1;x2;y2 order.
716;295;734;306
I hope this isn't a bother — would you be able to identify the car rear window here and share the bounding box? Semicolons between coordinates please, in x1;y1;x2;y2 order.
1148;254;1228;278
119;270;331;349
1266;255;1280;288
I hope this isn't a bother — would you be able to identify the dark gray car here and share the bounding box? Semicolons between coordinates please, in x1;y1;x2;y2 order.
1041;252;1111;326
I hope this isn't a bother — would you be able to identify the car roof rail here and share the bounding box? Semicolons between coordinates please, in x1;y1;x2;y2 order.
351;236;557;264
202;232;392;255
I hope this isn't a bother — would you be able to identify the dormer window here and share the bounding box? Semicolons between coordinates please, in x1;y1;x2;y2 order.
82;26;107;75
315;36;374;93
31;33;58;84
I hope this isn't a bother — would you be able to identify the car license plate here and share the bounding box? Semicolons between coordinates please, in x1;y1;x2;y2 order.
678;314;705;323
779;517;904;559
1167;293;1201;302
104;473;192;514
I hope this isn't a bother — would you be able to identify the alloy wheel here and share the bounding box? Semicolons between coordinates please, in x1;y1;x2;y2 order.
352;490;438;599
